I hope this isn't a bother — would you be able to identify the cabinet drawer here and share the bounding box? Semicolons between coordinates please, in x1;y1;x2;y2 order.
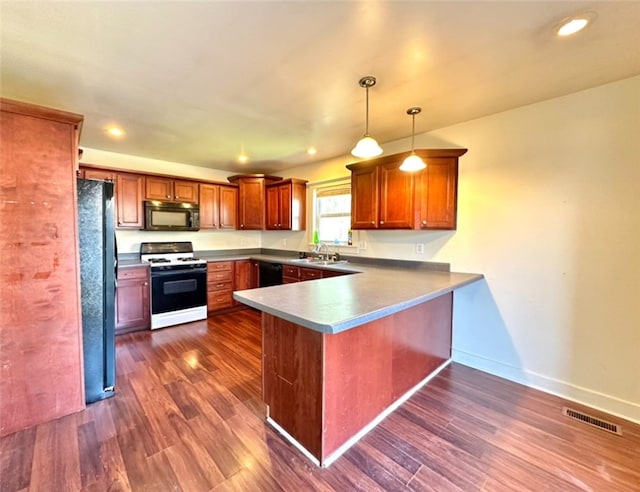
283;265;300;278
283;276;300;284
208;261;233;272
209;280;232;292
208;291;233;310
208;269;233;282
117;266;148;280
300;267;322;281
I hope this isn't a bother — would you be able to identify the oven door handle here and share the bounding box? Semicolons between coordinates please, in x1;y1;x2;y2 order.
151;268;207;277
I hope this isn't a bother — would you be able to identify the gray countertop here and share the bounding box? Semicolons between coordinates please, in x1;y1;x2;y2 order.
117;252;482;333
232;259;483;334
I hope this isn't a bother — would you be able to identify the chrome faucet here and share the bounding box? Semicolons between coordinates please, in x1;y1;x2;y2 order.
315;242;330;260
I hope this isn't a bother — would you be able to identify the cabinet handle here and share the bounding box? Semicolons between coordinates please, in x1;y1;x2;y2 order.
371;221;375;225
422;220;427;226
240;224;244;228
143;282;148;286
380;221;384;225
175;195;179;199
166;194;171;199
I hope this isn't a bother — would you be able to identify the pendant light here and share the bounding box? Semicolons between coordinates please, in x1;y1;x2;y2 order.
399;107;426;172
351;76;383;158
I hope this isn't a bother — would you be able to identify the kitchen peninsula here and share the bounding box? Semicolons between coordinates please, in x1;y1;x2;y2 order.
233;260;483;466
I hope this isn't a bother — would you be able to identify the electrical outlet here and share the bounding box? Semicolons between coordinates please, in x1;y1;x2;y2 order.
240;238;247;246
358;241;366;250
416;243;424;254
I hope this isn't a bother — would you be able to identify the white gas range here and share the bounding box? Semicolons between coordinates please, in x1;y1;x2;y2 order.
140;242;208;329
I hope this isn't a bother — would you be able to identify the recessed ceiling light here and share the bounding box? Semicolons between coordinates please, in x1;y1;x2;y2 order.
556;12;597;37
307;147;317;156
106;126;125;137
237;153;249;163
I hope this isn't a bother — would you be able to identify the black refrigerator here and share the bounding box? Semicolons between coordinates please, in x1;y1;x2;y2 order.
77;178;116;403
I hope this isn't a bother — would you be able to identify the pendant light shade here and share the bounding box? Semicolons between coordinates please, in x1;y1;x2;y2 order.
399;107;426;172
351;76;382;158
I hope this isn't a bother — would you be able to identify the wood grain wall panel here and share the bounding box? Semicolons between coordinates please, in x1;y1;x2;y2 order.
323;318;394;458
390;293;452;400
0;100;84;436
262;314;323;458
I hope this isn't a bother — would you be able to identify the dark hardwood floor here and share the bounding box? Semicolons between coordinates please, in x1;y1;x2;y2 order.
2;308;639;491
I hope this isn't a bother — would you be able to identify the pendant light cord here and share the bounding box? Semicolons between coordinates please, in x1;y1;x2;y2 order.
365;85;370;135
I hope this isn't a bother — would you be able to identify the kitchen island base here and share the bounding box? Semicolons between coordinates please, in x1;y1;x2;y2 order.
262;292;453;466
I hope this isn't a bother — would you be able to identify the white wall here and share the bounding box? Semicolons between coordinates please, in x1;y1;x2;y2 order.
83;77;640;422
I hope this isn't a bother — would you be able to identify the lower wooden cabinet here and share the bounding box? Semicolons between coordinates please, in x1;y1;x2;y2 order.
283;264;300;283
116;265;150;334
207;261;235;312
233;259;252;306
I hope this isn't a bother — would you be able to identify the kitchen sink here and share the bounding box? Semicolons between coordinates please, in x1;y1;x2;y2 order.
289;258;348;265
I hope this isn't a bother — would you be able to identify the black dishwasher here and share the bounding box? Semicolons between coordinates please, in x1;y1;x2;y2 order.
259;261;283;287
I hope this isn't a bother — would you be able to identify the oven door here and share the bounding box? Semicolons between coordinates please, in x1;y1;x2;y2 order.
150;267;207;314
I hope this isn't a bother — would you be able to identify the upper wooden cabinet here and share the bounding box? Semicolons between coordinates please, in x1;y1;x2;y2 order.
83;168;116;181
265;178;307;231
347;149;466;230
228;174;282;230
414;152;465;230
116;173;144;229
199;183;238;230
145;176;199;203
349;159;414;229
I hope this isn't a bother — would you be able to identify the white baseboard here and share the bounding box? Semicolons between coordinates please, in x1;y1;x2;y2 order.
452;349;640;425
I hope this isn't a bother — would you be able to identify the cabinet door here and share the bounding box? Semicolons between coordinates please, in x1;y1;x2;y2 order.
218;186;238;229
233;259;252;306
378;162;414;229
174;180;199;203
145;176;173;201
278;184;292;230
417;158;458;230
350;166;379;229
199;184;219;229
115;269;150;334
250;260;260;288
84;168;116;181
116;173;144;228
265;186;280;230
238;178;265;230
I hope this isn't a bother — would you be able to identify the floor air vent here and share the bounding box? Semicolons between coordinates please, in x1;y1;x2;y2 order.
562;407;622;435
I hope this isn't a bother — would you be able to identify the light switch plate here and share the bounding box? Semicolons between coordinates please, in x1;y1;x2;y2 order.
416;243;424;254
358;241;366;250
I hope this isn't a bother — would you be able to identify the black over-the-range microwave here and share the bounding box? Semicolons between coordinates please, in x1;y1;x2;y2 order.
144;200;200;231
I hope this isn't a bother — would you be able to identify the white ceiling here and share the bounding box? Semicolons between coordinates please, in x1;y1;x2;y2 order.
2;1;639;174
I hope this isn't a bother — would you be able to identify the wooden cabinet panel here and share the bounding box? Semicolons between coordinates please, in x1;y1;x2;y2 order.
83;168;116;181
219;186;238;229
415;157;458;230
145;177;198;203
207;261;235;313
115;266;150;334
283;264;300;283
234;260;252;306
265;179;307;231
145;176;173;201
228;174;282;230
347;149;466;231
350;166;379;229
116;173;144;229
300;267;322;281
379;162;414;229
238;177;267;230
1;98;85;436
250;260;260;289
321;269;351;278
262;315;323;459
173;180;198;203
200;184;238;230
